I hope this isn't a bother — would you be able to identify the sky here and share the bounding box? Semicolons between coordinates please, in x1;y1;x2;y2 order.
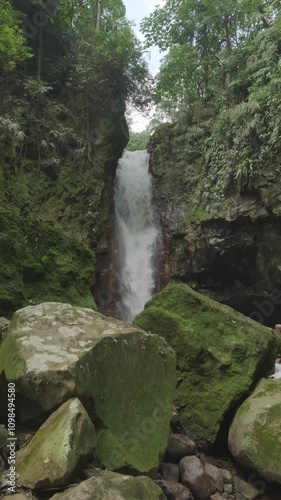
123;0;165;132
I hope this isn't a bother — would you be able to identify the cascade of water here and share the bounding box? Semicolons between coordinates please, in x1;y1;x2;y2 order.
114;150;160;322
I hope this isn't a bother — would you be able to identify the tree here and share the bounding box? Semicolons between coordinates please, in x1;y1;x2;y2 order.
141;0;280;113
0;0;31;71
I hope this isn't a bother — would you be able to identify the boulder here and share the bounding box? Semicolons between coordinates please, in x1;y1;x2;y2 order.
16;398;96;489
0;303;176;474
162;462;180;482
229;378;281;484
50;470;165;499
157;479;194;499
165;433;197;463
134;283;279;446
179;456;216;500
204;462;224;493
234;476;260;500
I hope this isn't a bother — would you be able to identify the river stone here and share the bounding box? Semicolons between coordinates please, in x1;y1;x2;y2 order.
204;462;224;493
0;302;176;474
234;476;260;499
165;433;197;462
157;480;194;499
179;456;216;500
162;462;180;482
16;398;96;489
229;378;281;484
50;470;166;499
134;283;279;446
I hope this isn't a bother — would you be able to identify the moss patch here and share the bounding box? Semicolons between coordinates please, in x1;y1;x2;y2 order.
134;283;279;447
0;210;96;316
229;378;281;484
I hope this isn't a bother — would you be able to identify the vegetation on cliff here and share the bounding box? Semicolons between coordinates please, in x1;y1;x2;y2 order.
142;0;281;209
0;0;150;314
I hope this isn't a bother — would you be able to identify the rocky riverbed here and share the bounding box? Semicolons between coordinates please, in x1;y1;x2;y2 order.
0;284;281;499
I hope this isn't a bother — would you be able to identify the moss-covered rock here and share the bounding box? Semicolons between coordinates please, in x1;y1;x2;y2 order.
50;470;166;500
17;398;96;489
229;378;281;484
0;302;176;474
0;211;96;316
134;283;279;447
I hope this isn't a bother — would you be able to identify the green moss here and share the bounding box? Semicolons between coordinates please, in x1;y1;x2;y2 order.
134;283;279;446
229;379;281;483
74;332;176;473
0;331;27;379
0;210;96;316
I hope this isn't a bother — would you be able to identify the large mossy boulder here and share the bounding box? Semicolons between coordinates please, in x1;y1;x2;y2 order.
134;283;279;447
0;302;176;474
229;378;281;484
50;470;165;500
17;398;96;489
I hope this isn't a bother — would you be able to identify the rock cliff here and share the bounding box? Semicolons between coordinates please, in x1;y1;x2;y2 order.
149;121;281;327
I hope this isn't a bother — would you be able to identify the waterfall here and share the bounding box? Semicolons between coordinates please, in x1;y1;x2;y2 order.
114;150;160;322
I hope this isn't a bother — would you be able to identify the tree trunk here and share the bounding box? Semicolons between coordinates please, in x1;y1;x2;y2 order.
37;27;43;79
96;0;102;31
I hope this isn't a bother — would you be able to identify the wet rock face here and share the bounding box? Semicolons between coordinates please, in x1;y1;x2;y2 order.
0;302;176;474
149;123;281;327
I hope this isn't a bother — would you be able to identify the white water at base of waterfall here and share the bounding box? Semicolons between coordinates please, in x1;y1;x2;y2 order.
114;150;160;323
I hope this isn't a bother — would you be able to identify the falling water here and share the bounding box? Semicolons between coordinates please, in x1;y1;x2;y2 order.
114;150;160;322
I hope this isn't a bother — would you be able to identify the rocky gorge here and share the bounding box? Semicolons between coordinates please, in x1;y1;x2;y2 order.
1;0;281;499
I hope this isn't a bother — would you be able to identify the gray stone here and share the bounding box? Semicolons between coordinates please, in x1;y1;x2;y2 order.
179;456;216;500
224;483;233;495
234;476;260;500
165;433;197;462
222;469;233;484
205;462;224;493
229;378;281;484
162;462;180;482
158;480;194;500
50;470;165;499
0;302;176;474
17;398;96;489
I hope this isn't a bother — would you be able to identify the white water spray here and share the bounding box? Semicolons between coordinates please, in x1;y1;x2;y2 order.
114;150;160;322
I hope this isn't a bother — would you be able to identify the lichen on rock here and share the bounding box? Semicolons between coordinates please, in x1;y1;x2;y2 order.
50;469;166;500
16;398;97;489
229;378;281;485
0;302;176;474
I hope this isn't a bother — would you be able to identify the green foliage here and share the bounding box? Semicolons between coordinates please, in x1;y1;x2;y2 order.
0;0;31;70
0;0;150;314
0;210;96;316
143;0;281;204
127;130;150;151
142;0;280;113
